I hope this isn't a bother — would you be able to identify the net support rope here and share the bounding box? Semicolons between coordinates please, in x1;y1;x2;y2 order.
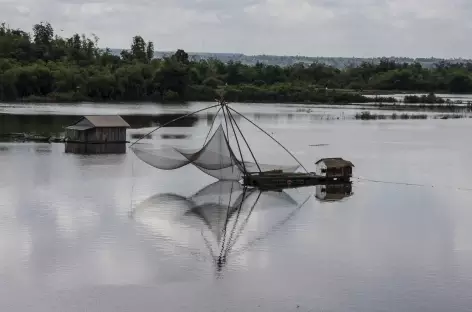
228;106;309;173
203;106;223;146
223;104;247;174
353;176;472;192
129;103;220;147
226;106;262;173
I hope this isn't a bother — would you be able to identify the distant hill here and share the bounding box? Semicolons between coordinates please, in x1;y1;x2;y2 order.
108;49;471;69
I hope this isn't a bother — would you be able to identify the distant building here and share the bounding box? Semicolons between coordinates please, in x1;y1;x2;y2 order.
315;157;354;181
65;115;130;154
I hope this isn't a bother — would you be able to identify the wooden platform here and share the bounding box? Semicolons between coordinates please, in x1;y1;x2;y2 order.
242;170;351;190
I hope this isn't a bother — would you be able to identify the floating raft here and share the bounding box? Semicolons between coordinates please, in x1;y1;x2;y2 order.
242;170;351;190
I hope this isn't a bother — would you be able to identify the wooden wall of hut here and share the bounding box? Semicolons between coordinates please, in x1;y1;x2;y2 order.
65;129;85;141
66;128;127;143
65;143;126;154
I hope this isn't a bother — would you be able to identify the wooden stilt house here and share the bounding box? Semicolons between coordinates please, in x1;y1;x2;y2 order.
65;115;130;143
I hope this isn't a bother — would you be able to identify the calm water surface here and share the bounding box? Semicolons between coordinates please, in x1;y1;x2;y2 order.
1;103;472;311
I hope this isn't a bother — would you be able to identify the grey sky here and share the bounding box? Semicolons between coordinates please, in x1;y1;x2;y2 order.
1;0;471;58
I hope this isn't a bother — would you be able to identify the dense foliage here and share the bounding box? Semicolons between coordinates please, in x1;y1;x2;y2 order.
1;23;472;103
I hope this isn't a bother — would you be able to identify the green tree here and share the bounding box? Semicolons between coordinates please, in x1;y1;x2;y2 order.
130;35;147;62
146;41;154;63
173;49;189;64
448;74;472;93
1;21;472;104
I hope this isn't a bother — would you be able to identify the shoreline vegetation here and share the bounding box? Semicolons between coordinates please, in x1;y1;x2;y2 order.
1;22;472;105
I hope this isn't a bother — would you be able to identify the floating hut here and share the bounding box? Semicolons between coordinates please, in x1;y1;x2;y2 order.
65;115;130;143
65;115;130;154
315;158;354;181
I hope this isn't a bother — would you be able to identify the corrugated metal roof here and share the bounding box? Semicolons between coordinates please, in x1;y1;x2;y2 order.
66;115;130;129
84;115;130;127
315;158;354;168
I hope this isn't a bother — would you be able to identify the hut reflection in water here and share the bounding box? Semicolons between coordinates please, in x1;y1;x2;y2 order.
315;183;353;202
65;142;127;154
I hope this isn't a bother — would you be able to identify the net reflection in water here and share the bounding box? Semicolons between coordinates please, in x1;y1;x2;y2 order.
131;180;306;272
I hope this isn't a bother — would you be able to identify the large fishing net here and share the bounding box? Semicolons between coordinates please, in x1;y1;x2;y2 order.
130;123;299;181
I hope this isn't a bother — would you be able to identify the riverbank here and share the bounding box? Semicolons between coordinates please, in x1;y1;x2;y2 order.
5;85;397;105
7;90;472;113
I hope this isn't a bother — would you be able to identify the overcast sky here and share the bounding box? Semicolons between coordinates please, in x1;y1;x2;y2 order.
1;0;471;58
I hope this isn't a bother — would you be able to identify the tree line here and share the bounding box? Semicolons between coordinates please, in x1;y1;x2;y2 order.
1;22;472;104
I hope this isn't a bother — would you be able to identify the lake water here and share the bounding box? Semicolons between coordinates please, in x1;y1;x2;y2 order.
1;102;472;312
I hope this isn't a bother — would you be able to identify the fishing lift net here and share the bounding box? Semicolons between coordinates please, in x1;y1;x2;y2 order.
130;121;300;181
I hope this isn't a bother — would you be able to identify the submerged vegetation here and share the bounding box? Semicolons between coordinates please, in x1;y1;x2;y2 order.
403;93;446;104
354;111;468;120
361;101;472;113
1;22;472;104
354;111;428;120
